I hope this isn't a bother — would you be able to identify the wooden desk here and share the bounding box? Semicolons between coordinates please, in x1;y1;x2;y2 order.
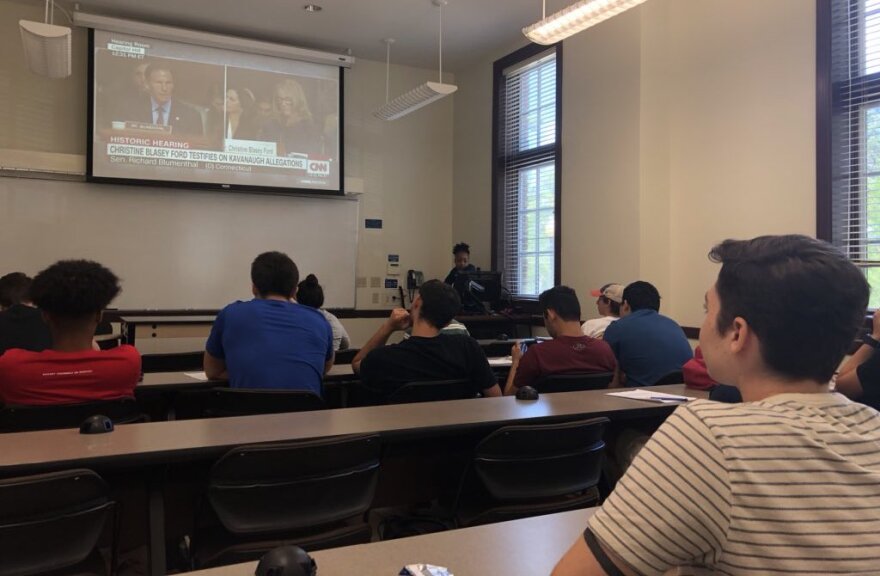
121;315;216;345
186;507;595;575
0;388;689;576
0;384;704;475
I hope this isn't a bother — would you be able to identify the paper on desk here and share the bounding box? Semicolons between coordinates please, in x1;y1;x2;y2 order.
488;356;513;366
184;371;209;381
606;389;695;403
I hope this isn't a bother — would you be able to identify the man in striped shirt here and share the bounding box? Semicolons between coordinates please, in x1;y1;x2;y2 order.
553;235;880;576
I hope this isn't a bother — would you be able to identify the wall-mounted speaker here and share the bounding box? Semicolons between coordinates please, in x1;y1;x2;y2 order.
19;20;72;79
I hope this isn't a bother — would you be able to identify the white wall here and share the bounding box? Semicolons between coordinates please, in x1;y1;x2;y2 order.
0;0;454;312
453;0;816;328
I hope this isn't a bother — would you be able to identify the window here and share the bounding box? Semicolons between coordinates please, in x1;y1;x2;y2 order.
821;0;880;307
492;44;561;298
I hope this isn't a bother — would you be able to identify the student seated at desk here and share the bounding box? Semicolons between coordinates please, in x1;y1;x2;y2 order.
603;281;692;386
504;286;617;395
352;280;501;400
204;251;333;394
0;272;52;355
0;260;140;405
296;273;351;352
581;283;622;339
553;235;880;576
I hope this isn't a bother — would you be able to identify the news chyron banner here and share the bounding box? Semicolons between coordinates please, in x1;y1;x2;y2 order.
91;30;341;192
105;137;332;178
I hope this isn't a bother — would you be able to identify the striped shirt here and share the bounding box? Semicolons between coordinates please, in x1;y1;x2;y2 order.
588;393;880;575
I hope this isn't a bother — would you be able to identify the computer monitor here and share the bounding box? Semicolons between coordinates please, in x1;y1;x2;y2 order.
453;270;503;313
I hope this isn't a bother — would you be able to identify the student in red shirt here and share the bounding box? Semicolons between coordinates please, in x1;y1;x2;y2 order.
0;260;140;406
504;286;617;395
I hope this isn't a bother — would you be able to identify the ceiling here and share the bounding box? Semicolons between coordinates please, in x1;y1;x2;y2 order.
67;0;547;71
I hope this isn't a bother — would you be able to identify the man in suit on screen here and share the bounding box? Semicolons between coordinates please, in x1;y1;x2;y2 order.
119;63;203;136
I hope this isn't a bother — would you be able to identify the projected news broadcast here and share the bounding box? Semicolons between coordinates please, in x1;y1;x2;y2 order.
89;30;342;194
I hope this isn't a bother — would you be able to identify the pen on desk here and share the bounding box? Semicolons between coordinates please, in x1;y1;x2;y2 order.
650;395;689;402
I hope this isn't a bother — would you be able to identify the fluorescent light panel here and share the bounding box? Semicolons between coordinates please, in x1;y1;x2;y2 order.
523;0;649;45
373;81;457;121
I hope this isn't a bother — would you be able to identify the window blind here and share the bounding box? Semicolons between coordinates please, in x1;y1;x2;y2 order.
495;48;559;297
831;0;880;306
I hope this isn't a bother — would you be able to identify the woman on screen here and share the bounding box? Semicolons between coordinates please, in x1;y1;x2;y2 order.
259;78;321;157
225;87;259;140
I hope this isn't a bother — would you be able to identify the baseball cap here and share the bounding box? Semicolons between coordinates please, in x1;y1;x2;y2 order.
590;283;624;303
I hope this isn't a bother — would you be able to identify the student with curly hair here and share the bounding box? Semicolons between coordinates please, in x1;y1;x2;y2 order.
443;242;476;286
296;274;350;351
0;260;140;405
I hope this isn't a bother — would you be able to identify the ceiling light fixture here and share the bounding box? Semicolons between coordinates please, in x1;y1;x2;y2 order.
19;0;72;78
373;0;457;121
523;0;648;45
303;4;322;12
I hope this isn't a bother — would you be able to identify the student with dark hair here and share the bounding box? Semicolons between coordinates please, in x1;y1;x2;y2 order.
0;260;140;405
205;251;333;395
504;286;616;395
603;280;692;386
553;235;880;576
0;272;52;355
443;242;476;285
353;279;500;401
296;274;350;351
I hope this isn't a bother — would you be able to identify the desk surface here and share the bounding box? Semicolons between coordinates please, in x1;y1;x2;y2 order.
0;384;703;474
187;507;594;575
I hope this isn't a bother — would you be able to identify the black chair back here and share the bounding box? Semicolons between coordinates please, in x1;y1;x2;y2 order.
0;469;115;576
333;348;358;365
174;388;325;419
386;379;474;404
652;370;684;386
534;372;614;393
474;417;608;501
141;351;204;373
208;434;380;535
0;397;145;432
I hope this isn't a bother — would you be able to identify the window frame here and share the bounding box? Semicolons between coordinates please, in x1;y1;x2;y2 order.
491;42;563;301
818;0;880;252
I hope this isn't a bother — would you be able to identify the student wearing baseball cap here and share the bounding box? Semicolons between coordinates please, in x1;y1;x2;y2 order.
581;283;623;339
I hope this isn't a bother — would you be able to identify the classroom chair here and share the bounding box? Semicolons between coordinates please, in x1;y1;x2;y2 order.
172;388;325;419
451;417;608;527
533;372;614;393
140;351;204;373
652;370;685;386
190;434;380;568
0;469;118;576
386;379;476;404
0;397;146;432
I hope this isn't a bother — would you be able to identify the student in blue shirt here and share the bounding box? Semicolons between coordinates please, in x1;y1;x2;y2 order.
603;281;692;387
204;251;333;395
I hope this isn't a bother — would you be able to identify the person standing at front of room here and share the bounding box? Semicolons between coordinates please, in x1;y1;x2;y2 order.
444;242;476;285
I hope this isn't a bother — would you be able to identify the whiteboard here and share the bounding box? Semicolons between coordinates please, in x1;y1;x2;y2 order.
0;177;358;309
